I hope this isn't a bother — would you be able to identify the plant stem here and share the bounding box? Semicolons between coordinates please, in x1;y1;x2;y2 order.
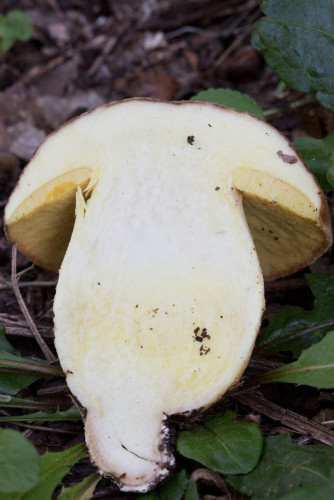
0;358;64;377
264;96;315;120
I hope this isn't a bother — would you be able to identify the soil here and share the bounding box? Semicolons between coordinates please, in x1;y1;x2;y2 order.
0;1;334;499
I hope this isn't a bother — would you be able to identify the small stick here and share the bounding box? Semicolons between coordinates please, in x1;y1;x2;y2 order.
10;422;80;434
0;281;57;291
11;244;56;362
69;394;85;420
234;390;334;446
37;384;68;395
4;326;54;339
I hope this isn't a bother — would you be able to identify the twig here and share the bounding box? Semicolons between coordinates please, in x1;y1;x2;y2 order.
322;420;334;428
214;26;252;67
233;390;334;446
142;0;257;31
16;263;35;280
0;313;29;324
46;0;62;15
247;357;284;373
23;55;65;85
9;422;80;434
263;96;315;120
213;4;259;68
0;281;57;291
87;36;117;76
264;277;307;292
37;384;68;395
11;244;56;362
69;394;86;420
4;326;54;339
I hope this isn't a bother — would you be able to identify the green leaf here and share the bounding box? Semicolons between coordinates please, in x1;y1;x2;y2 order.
4;11;32;40
0;326;63;395
138;492;157;499
227;434;334;499
177;411;262;474
1;442;87;500
191;88;265;119
0;371;42;396
0;10;32;52
278;469;334;500
0;324;19;355
252;0;334;113
159;469;188;500
256;331;334;388
0;327;45;395
184;479;198;500
257;272;334;356
58;473;101;500
138;470;188;500
0;349;63;377
294;135;334;190
0;429;40;494
0;405;82;423
0;394;53;410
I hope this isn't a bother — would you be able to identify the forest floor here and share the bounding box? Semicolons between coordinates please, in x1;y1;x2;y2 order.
0;1;334;499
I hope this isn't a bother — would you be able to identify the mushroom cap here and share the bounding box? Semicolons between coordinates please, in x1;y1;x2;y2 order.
4;99;332;491
5;99;331;279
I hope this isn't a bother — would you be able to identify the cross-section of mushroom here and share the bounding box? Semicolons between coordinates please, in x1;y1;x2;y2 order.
4;99;332;492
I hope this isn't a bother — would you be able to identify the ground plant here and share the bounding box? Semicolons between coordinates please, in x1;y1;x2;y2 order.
1;0;334;499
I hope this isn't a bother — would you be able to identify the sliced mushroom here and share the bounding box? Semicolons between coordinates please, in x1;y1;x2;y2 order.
4;99;332;492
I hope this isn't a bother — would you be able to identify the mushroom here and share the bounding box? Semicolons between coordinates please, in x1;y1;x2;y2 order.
4;99;332;492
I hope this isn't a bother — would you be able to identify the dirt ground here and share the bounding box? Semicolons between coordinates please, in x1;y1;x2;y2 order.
1;1;334;498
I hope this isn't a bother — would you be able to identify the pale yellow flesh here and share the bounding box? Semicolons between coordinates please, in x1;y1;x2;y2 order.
5;168;91;272
4;100;332;492
233;169;328;279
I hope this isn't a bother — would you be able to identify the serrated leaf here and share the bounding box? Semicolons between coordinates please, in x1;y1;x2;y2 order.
0;428;40;494
1;442;87;500
177;411;262;475
58;473;101;500
138;470;188;500
257;272;334;356
227;434;334;499
278;469;334;499
184;479;198;500
252;0;334;113
293;135;334;190
256;331;334;388
191;88;265;119
0;405;82;423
